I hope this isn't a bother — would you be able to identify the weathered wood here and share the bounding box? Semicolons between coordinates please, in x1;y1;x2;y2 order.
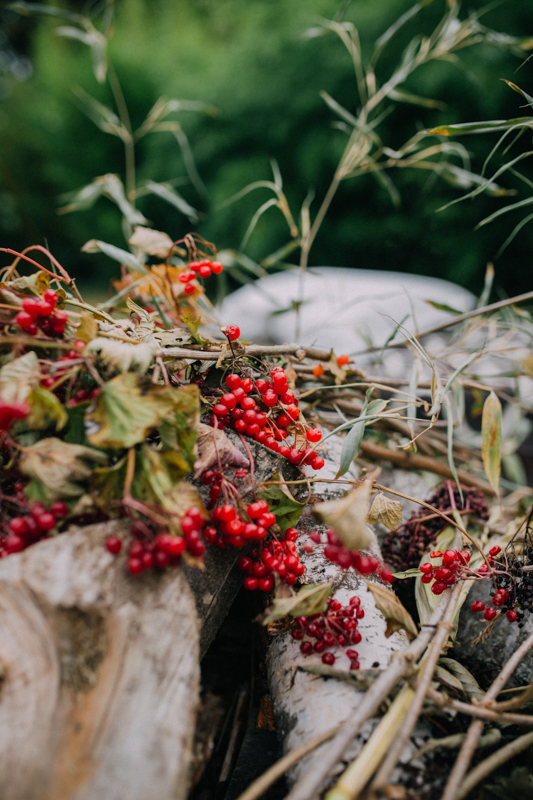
0;519;200;800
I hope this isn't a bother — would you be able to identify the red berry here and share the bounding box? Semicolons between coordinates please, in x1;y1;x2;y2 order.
431;580;447;595
291;627;304;640
300;641;313;655
5;533;25;553
306;428;322;443
128;557;144;575
255;379;269;394
222;325;240;341
280;390;296;404
322;652;336;665
106;536;123;555
258;576;274;592
184;283;195;294
484;607;498;621
167;537;187;557
221;393;237;409
310;456;325;470
257;512;276;528
226;374;241;390
37;512;56;531
471;601;485;612
241;377;253;393
9;517;28;536
420;562;433;574
198;265;212;278
213;403;229;416
337;354;350;366
235;419;247;432
262;391;278;408
430;551;442;559
244;576;258;591
211;261;223;274
506;610;518;622
218;504;236;523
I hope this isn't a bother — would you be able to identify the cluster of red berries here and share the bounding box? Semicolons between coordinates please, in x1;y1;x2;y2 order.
0;400;30;433
178;259;223;294
106;507;206;576
419;548;471;594
15;290;68;337
238;528;305;591
202;499;275;548
319;529;394;583
290;596;364;668
210;369;325;471
2;501;69;555
471;595;516;622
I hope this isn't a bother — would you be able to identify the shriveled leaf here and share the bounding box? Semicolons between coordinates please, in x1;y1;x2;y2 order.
91;456;127;509
19;437;107;500
85;374;185;449
194;422;248;478
368;492;403;530
364;580;418;639
263;583;333;624
482;391;502;495
314;470;379;551
129;226;175;258
0;352;40;403
328;352;347;385
257;472;305;532
438;657;485;702
26;385;68;431
86;337;157;373
76;310;99;344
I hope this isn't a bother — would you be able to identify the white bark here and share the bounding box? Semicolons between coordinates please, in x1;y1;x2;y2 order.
0;519;200;800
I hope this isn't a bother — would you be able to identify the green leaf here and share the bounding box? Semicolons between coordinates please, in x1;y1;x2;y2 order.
336;395;388;478
481;391;502;495
26;385;68;432
8;2;84;22
85;374;190;449
91;456;127;510
263;583;333;624
157;384;199;470
426;300;462;314
19;437;107;500
257;472;305;532
0;351;40;403
144;180;200;223
438;657;485;701
428;118;533;136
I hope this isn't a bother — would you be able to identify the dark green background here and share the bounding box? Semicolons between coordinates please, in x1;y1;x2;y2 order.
1;0;533;299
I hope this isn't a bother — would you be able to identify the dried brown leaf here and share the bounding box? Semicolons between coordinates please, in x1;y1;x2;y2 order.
129;226;175;258
194;423;249;478
20;437;108;500
263;583;333;624
367;492;403;530
364;580;418;640
313;470;379;551
76;311;99;344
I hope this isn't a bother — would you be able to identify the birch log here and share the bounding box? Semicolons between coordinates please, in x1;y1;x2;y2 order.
267;436;434;789
0;519;200;800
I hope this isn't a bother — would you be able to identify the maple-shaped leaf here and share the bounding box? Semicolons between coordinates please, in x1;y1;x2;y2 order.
194;423;248;478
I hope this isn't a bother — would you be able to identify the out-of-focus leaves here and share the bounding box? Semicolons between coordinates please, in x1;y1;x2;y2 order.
0;352;40;403
76;311;98;344
429;118;532;136
314;471;379;551
56;21;107;83
26;385;68;431
19;437;107;500
368;492;402;530
263;583;333;624
482;391;502;495
82;239;147;272
67;174;148;226
194;422;249;478
143;180;200;223
8;2;83;22
364;580;418;639
86;338;158;373
158;384;199;470
257;472;305;532
85;374;186;449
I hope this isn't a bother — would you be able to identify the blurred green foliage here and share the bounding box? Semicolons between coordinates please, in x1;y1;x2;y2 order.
1;0;533;297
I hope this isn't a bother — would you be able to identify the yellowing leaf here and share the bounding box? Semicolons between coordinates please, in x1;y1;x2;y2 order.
194;423;249;478
263;583;333;624
76;310;99;344
19;437;107;500
0;352;40;403
368;492;403;530
85;374;186;449
328;352;347;385
481;391;502;496
364;580;418;639
26;385;68;431
313;470;379;551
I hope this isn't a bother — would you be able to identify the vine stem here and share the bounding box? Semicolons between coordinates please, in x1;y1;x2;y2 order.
441;630;533;800
456;731;533;800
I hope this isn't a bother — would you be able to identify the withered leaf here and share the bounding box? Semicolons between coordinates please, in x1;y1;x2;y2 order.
313;470;379;551
263;583;333;624
76;310;99;344
129;226;175;258
364;580;418;640
194;423;248;478
27;385;68;431
19;437;108;500
0;352;40;403
367;492;403;530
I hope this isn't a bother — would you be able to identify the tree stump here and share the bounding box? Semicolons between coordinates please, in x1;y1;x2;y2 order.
0;519;200;800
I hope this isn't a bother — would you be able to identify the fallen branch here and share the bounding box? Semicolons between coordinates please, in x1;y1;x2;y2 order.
456;730;533;800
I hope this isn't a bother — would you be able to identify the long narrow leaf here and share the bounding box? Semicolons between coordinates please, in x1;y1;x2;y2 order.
144;180;199;223
476;195;533;230
481;391;502;496
81;240;148;273
446;397;463;505
429;118;533;136
336;396;388;479
240;198;279;251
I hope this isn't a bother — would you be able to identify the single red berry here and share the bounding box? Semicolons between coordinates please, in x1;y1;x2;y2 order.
419;562;433;574
300;641;313;655
106;536;123;555
211;260;223;274
285;528;299;542
198;265;212;278
213;403;229;416
241;377;253;393
5;533;25;553
167;537;187;557
234;419;247;432
218;504;236;523
221;393;237;409
310;456;325;470
9;517;28;536
291;627;304;640
471;601;485;612
128;557;144;575
280;390;296;404
262;391;278;408
244;576;258;591
257;512;276;528
37;512;56;531
322;652;336;665
306;428;322;443
430;551;442;559
506;609;518;622
312;364;325;377
337;354;350;366
489;545;502;557
226;373;241;391
222;325;240;341
258;576;274;592
183;283;195;294
484;607;498;621
286;405;299;420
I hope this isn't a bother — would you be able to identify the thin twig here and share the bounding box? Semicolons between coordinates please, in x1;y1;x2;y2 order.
456;731;533;800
